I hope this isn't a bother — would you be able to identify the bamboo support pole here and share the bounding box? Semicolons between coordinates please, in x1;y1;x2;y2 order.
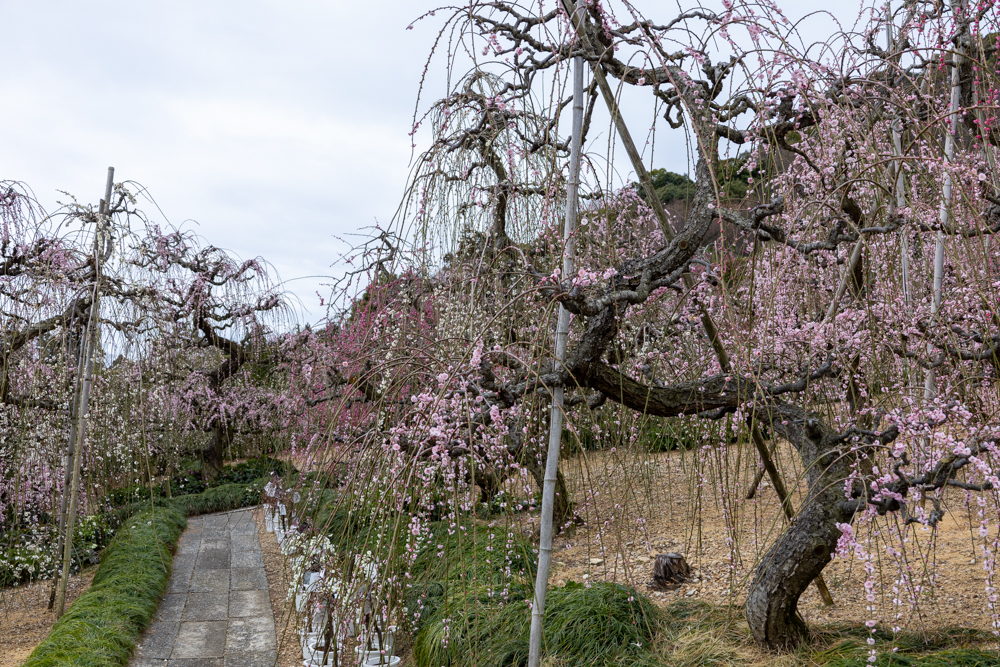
527;46;585;667
921;19;963;476
54;167;113;618
48;329;87;609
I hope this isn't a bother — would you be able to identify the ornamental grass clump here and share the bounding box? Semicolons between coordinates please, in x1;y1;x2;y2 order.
22;505;185;667
650;599;1000;667
806;624;998;667
823;649;1000;667
404;520;537;631
413;580;661;667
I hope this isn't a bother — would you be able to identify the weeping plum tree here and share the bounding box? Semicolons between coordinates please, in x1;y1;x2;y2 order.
130;226;288;479
0;179;147;535
0;182;103;413
299;0;1000;653
0;183;83;538
0;176;289;565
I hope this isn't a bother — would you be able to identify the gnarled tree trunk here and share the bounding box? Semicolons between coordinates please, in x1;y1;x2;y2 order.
580;363;856;648
744;406;852;648
523;448;575;532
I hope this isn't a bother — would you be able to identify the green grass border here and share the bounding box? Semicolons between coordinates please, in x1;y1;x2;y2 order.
21;479;268;667
22;506;185;667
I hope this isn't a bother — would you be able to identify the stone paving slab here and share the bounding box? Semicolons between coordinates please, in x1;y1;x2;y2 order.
230;523;258;536
231;536;260;552
184;593;229;622
201;538;230;551
167;573;194;595
229;590;270;618
173;621;228;658
155;594;187;622
170;658;224;667
191;569;231;593
137;622;179;660
130;509;277;666
226;616;277;651
231;550;264;569
223;651;279;667
230;568;269;591
197;549;231;571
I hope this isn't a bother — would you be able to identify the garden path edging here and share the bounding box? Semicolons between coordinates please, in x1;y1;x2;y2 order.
130;508;278;667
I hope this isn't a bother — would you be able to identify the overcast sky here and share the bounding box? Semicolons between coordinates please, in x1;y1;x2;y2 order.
0;0;862;326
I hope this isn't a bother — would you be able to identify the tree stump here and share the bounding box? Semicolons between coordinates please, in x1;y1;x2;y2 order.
651;552;691;590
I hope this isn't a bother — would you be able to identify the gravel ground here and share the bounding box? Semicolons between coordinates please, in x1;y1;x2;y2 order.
253;507;304;667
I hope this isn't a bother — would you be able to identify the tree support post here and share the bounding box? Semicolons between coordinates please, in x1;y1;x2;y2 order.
48;333;86;610
921;30;962;474
527;42;585;667
54;167;113;618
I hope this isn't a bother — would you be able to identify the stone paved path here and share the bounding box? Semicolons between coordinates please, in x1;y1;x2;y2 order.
131;509;278;667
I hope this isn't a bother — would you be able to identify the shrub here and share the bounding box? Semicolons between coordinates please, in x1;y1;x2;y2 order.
0;524;58;587
169;469;208;497
643;416;742;454
214;456;288;486
0;514;116;587
171;480;265;516
564;403;741;455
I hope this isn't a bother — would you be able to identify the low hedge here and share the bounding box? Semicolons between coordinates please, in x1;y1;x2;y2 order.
23;506;185;667
22;477;269;667
171;480;266;517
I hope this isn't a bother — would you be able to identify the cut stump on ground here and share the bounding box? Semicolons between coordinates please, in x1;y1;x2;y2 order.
652;553;691;590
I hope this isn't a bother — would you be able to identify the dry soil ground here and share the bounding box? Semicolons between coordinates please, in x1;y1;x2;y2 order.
542;443;1000;634
0;567;96;667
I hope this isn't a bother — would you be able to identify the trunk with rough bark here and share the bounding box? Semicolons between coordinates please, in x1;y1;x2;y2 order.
743;483;845;647
743;407;853;648
203;422;233;481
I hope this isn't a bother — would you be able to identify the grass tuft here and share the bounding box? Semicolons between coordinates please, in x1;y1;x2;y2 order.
822;648;1000;666
413;581;661;667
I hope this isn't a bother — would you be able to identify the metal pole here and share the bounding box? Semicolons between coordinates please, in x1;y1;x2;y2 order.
527;46;585;667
